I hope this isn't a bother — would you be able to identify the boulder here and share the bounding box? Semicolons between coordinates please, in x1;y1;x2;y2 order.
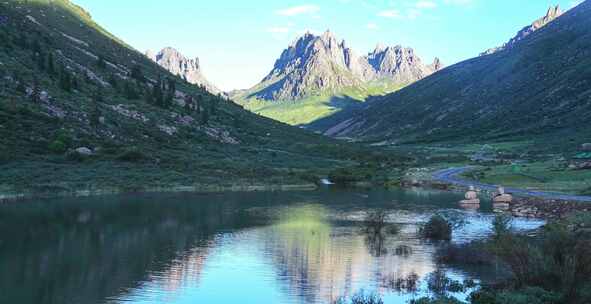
75;147;93;156
576;161;591;170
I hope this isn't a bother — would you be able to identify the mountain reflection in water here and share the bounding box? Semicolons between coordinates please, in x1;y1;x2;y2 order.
0;189;545;304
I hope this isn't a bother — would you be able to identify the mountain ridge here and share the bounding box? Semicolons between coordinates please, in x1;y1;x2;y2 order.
146;47;221;94
481;5;563;56
310;1;591;150
0;0;386;196
231;30;442;125
245;30;442;102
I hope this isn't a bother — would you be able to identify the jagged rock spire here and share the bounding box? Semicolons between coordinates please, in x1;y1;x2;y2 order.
146;47;220;94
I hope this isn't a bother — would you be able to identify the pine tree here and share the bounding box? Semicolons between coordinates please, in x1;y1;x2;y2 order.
17;33;27;48
184;95;193;114
124;81;138;100
152;78;164;106
209;97;217;116
71;76;79;91
108;74;118;89
194;94;201;114
47;52;55;75
36;51;46;71
201;107;209;125
31;38;41;54
15;77;26;94
90;89;102;127
31;77;41;103
130;65;145;82
59;67;72;92
96;55;107;69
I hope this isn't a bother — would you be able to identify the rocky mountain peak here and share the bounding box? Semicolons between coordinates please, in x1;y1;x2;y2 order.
147;47;220;94
543;5;562;23
430;57;443;71
247;31;440;101
481;5;563;56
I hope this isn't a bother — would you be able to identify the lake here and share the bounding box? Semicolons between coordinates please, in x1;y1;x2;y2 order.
0;188;544;304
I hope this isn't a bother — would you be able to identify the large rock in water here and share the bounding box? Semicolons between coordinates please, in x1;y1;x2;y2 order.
146;47;221;94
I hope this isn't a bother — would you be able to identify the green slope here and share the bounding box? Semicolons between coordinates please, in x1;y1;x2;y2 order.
313;1;591;151
0;0;406;197
234;80;405;126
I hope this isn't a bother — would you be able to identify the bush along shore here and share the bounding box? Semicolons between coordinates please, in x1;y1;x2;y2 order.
339;213;591;304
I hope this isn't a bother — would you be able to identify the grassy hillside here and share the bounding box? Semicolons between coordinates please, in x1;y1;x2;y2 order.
313;1;591;152
234;80;405;126
0;0;409;198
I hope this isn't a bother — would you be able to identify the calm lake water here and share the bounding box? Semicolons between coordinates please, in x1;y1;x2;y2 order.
0;188;544;304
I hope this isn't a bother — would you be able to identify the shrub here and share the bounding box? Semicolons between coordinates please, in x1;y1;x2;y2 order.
350;292;383;304
492;214;513;240
489;215;591;303
48;140;66;154
436;241;494;266
363;210;399;236
394;245;413;257
409;296;463;304
382;272;419;293
426;268;465;295
420;215;452;241
117;148;147;162
339;290;383;304
470;287;562;304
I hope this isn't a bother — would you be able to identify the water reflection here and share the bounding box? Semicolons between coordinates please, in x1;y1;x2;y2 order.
0;189;545;304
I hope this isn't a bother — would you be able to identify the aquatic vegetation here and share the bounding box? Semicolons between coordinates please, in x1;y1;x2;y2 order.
419;215;453;241
335;290;384;304
436;241;494;266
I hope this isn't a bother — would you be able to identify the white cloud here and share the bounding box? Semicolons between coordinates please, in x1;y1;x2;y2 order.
276;5;320;16
377;9;402;18
366;22;379;30
416;0;437;9
443;0;473;6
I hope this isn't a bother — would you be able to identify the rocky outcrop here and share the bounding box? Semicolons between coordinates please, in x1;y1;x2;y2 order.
147;47;220;94
246;30;441;101
365;45;441;84
481;5;563;55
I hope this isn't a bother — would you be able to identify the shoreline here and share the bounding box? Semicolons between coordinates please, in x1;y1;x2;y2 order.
0;183;319;203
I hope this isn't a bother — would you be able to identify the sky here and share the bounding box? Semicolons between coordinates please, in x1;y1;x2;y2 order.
74;0;583;91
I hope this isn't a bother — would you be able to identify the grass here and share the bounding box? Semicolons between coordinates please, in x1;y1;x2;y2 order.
464;161;591;195
0;0;414;198
235;81;405;126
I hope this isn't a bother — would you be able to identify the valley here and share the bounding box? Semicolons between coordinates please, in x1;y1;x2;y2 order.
1;1;591;304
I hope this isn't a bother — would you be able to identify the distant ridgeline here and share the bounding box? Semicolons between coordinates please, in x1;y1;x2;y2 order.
310;2;591;151
0;0;386;195
231;30;442;126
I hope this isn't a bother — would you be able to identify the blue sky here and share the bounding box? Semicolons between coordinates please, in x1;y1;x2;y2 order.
74;0;583;91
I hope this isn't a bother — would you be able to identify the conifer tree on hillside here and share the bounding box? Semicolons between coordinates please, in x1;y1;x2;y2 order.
96;55;107;69
90;89;102;128
47;52;55;76
31;77;40;103
59;67;72;92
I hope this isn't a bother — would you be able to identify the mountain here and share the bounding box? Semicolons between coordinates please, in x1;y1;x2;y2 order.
481;5;563;55
0;0;385;197
232;31;441;125
146;47;221;94
312;2;591;150
366;44;440;85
